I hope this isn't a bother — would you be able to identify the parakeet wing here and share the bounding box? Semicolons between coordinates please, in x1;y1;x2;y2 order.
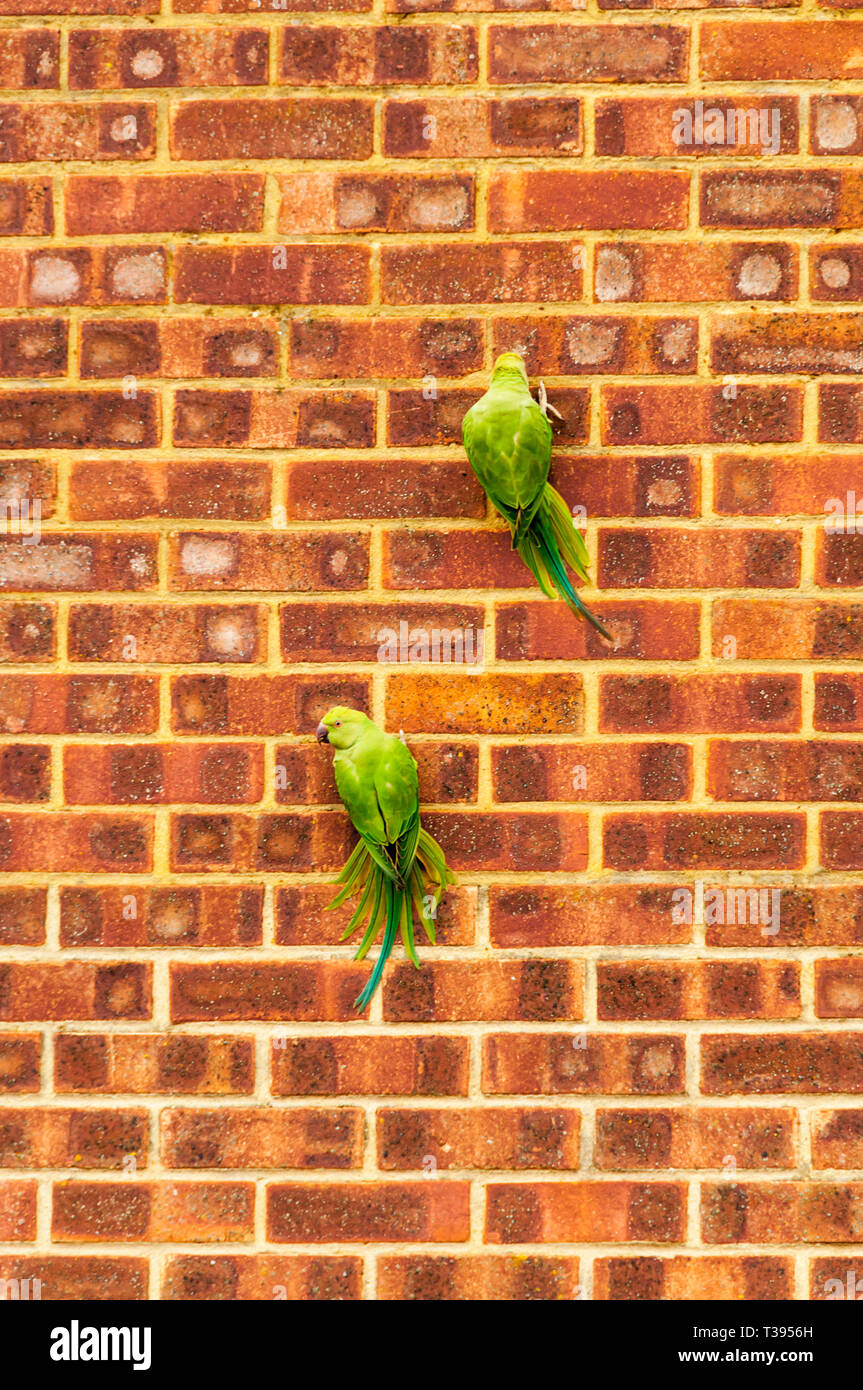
372;735;419;844
462;389;553;523
334;751;386;842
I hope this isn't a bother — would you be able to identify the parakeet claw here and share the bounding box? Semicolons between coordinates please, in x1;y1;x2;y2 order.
537;379;564;421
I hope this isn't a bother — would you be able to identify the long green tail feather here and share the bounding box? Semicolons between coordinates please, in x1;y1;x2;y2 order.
515;486;613;641
354;879;400;1013
327;824;454;1011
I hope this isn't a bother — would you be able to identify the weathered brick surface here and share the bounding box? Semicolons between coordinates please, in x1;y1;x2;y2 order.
0;0;855;1305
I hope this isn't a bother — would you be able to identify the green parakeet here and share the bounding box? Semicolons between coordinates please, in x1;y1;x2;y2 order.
316;706;454;1012
462;351;612;639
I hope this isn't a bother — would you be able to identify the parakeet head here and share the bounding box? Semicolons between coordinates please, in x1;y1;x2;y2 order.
316;706;370;750
491;351;529;384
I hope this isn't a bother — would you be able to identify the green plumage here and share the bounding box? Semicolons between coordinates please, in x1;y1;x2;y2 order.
462;352;612;640
317;707;454;1012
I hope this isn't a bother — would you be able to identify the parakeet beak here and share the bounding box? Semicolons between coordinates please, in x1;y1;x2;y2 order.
315;721;329;744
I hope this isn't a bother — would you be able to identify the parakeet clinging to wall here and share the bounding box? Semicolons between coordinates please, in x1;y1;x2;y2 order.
316;707;454;1012
462;351;612;640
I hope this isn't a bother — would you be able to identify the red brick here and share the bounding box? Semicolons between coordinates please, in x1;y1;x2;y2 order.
0;1255;146;1300
282;26;477;86
68;603;265;664
0;1106;146;1167
601;384;803;445
162;1254;362;1301
811;1258;863;1301
382;241;583;304
700;170;863;229
0;675;158;734
603;812;805;871
377;1255;580;1301
492;742;691;802
277;171;475;235
489;885;691;948
52;1181;254;1242
65;173;264;233
595;1108;794;1171
55;1032;254;1094
0;1181;36;1240
599;528;799;588
387;385;588;446
169;809;350;874
267;1182;470;1243
289;316;483;379
820;813;863;870
489;170;689;232
174;246;370;307
811;244;863;302
0;813;153;873
0;101;154;161
59;885;262;947
702;1034;863;1094
0;962;151;1020
69;27;268;88
714;597;863;660
386;672;584;733
0;889;46;944
711;312;863;374
702;1181;863;1244
385;96;581;156
288;459;483;520
171;99;373;160
488;24;688;83
0;533;156;590
701;21;863;80
281;600;484;663
597;960;800;1020
706;886;863;948
820;384;863;442
378;1107;581;1170
486;1181;685;1243
172;388;375;448
271;1035;470;1097
483;1033;685;1096
0;391;158;448
596;96;798;157
170;533;368;593
493;313;698;375
715;452;863;515
538;599;627;679
63;744;265;805
384;960;584;1022
0;32;58;88
162;1107;363;1169
0;1033;40;1091
816;675;863;731
601;674;800;733
171;963;367;1022
811;1111;863;1169
594;1256;793;1301
171;674;371;736
69;460;272;521
79;317;279;379
274;744;477;808
593;241;798;303
708;740;863;802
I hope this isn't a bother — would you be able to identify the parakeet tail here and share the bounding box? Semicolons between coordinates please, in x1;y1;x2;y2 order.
328;827;454;1012
353;876;400;1014
516;484;613;642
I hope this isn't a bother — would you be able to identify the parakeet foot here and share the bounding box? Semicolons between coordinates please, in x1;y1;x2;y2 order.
537;380;564;421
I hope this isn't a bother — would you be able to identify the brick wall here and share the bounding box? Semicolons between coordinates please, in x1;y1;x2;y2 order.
0;0;861;1304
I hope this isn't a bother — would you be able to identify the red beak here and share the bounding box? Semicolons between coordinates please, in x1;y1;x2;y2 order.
315;721;329;744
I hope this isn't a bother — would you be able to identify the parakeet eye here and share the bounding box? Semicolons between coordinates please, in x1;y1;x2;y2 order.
333;721;341;727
